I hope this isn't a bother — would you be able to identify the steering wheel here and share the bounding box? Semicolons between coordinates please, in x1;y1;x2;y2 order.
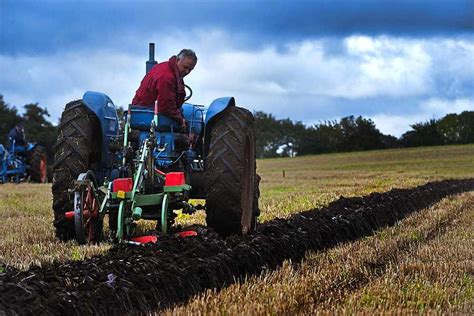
184;84;193;102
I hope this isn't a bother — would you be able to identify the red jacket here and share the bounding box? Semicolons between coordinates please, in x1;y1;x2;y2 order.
131;56;185;123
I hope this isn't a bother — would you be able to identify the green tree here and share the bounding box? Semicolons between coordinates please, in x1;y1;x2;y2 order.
437;113;459;144
338;116;386;151
278;119;306;157
457;111;474;144
401;119;443;147
380;134;399;148
22;103;58;162
254;111;283;158
291;123;318;156
312;121;344;154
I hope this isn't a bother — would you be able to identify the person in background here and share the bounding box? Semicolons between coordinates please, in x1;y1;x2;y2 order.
8;123;26;152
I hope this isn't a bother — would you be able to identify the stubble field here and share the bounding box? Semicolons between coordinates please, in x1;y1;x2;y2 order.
1;144;473;314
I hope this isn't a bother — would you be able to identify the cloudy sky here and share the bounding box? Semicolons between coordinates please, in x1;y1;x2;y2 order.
1;0;473;136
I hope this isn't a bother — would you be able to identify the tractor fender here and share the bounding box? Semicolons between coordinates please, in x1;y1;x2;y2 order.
203;97;235;155
82;91;120;168
204;97;235;126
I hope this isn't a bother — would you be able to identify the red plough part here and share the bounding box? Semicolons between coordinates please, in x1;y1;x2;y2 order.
128;230;198;245
65;210;99;221
178;230;198;238
65;211;74;220
130;235;158;244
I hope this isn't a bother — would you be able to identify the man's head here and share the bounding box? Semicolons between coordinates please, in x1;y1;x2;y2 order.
176;49;197;77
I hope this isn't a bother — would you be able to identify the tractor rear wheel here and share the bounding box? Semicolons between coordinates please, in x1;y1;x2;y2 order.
205;106;260;236
28;145;48;183
52;100;101;241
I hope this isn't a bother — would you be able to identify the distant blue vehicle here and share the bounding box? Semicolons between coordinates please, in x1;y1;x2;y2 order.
51;43;260;244
0;141;48;184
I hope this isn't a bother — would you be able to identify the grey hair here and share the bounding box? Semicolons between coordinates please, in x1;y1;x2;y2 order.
177;49;197;62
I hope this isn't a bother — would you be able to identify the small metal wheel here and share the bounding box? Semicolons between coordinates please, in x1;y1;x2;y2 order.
74;171;103;244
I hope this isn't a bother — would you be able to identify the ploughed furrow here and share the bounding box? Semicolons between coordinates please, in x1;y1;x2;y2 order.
1;179;473;315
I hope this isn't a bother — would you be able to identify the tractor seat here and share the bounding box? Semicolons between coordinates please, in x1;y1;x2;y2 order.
129;106;182;132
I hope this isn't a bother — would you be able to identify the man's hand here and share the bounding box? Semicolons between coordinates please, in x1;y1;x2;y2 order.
181;118;187;133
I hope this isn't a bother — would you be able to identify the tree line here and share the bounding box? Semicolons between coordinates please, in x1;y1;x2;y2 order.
253;111;474;158
1;94;473;160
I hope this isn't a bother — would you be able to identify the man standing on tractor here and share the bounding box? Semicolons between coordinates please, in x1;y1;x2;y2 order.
8;123;26;152
131;49;197;131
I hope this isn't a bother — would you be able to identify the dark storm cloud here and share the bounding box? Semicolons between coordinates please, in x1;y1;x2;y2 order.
1;0;473;138
1;0;473;55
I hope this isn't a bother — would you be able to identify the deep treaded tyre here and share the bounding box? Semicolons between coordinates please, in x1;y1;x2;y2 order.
28;145;47;183
52;100;101;241
205;106;260;236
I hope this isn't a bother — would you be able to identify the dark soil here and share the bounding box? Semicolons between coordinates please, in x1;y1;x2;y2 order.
1;179;473;315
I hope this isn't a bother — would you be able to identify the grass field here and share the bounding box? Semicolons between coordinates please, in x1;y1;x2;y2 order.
1;144;473;313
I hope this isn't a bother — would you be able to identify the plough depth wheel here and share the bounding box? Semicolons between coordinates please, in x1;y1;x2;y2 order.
74;171;103;244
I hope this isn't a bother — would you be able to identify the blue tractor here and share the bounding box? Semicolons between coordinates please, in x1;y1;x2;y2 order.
0;141;48;184
52;43;260;244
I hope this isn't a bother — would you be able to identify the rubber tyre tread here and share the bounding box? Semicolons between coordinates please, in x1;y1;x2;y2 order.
52;100;99;241
205;106;260;236
28;145;47;183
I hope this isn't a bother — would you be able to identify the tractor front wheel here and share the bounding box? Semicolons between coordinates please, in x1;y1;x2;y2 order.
205;106;260;236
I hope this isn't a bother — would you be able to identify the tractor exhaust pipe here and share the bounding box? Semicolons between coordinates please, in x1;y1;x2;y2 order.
146;43;158;74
